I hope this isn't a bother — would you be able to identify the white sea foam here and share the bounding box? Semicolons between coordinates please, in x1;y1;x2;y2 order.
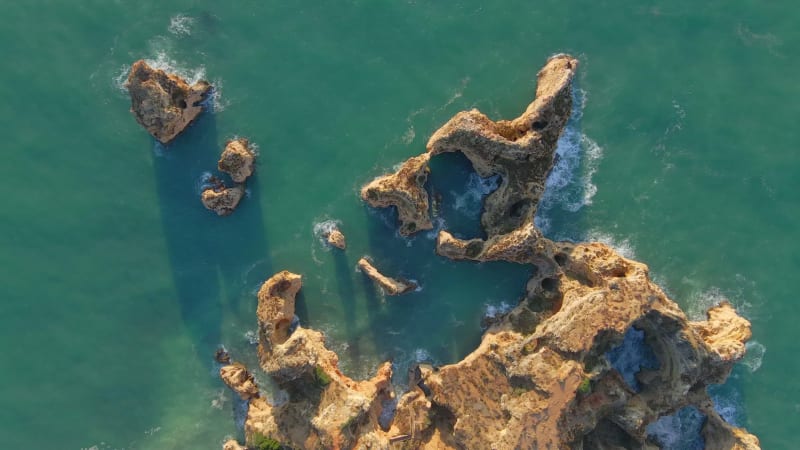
484;301;514;319
168;14;195;36
741;340;766;373
645;406;705;450
534;88;604;235
313;219;342;248
244;330;258;345
452;173;500;214
585;229;636;259
195;171;214;195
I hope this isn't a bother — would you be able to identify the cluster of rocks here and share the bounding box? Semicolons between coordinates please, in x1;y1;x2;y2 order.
125;55;761;449
124;60;256;216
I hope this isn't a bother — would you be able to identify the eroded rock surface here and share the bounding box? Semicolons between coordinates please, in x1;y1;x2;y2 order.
357;257;417;295
201;183;244;216
360;153;432;236
323;226;347;250
247;271;393;449
220;363;259;401
219;138;256;183
125;59;212;143
230;55;760;449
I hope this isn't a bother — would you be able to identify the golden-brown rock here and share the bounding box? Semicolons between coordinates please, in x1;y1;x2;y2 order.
220;363;259;401
360;153;432;236
201;184;244;216
357;257;417;295
219;138;256;183
246;271;394;449
325;228;347;250
125;59;212;143
227;55;760;449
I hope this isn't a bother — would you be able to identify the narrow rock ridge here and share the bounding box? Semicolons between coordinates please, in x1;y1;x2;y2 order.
125;60;211;143
220;363;259;401
227;55;760;449
357;257;417;295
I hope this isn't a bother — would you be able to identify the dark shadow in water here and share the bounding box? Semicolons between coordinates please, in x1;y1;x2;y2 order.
333;250;362;363
152;107;272;368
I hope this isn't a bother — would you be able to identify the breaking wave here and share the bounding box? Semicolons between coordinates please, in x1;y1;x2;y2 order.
168;14;195;36
535;87;604;235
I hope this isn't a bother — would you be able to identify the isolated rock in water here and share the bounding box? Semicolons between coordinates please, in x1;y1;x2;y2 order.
361;153;432;236
228;55;761;449
125;59;212;143
247;271;393;449
201;184;244;216
214;347;231;364
357;257;417;295
323;226;347;250
220;363;259;400
218;138;256;183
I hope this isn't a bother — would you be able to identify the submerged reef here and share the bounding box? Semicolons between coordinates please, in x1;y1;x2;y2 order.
125;60;211;143
219;55;760;449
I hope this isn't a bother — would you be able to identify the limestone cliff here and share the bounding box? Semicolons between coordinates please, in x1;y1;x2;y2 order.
223;55;760;449
125;60;212;143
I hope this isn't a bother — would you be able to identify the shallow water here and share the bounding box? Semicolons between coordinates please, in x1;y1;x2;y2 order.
0;1;797;448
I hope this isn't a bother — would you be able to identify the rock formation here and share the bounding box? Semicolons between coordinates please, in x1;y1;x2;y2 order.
219;138;256;183
125;60;212;143
360;153;432;236
322;226;347;250
222;439;246;450
246;271;394;449
357;257;417;295
220;363;259;401
224;55;760;449
201;183;245;216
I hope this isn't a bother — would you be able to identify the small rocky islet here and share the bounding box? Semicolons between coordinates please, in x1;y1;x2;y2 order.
125;55;760;449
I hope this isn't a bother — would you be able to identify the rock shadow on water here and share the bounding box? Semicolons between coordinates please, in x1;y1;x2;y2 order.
152;108;272;373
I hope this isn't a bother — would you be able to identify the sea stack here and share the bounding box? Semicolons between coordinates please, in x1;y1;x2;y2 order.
124;59;212;143
201;184;244;216
218;138;256;183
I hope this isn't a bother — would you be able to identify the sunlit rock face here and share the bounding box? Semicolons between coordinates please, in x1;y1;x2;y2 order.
125;59;211;143
222;55;760;450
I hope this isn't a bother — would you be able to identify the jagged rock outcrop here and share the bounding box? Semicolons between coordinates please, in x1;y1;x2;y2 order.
220;363;259;401
125;60;212;143
246;271;394;449
324;227;347;250
219;138;256;183
357;257;417;295
201;183;244;216
230;55;760;449
360;153;432;236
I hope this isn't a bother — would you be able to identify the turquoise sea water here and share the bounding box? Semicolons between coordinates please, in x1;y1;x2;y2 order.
1;1;797;448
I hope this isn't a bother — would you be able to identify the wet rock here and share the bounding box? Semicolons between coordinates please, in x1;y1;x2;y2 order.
215;347;231;364
125;59;212;143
